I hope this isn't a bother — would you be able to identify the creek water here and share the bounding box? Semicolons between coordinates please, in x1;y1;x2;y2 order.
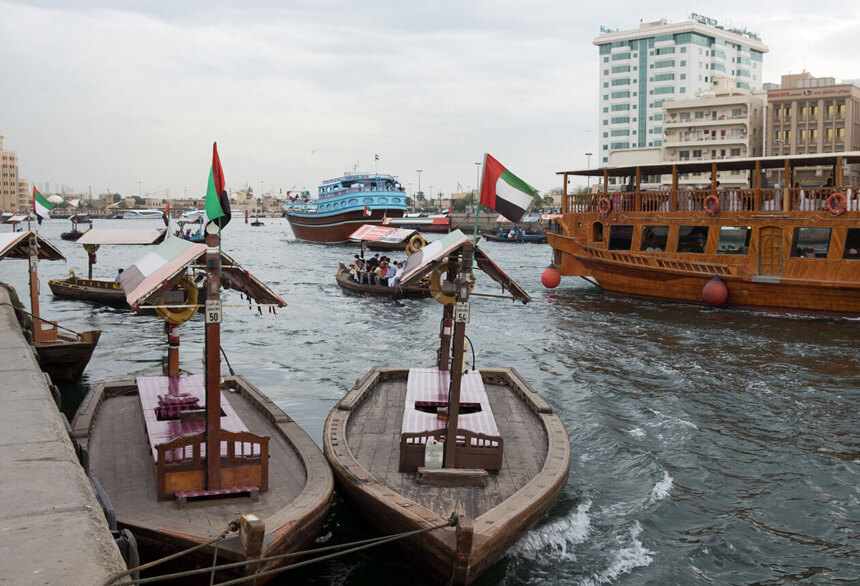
2;217;857;585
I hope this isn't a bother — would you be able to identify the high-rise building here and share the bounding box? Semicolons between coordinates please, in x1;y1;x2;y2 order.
0;136;21;212
594;16;768;167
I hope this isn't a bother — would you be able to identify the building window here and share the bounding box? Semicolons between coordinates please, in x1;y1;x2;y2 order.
611;78;630;86
654;60;675;68
608;225;634;250
844;228;860;259
611;104;630;111
641;225;669;252
791;227;831;258
678;226;708;253
654;87;675;95
717;227;751;254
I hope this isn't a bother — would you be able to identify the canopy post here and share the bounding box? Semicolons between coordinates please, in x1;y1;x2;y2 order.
27;234;41;323
835;157;843;188
444;244;472;469
671;165;678;211
437;305;453;372
562;172;569;214
784;160;791;211
711;163;718;193
603;169;609;196
754;160;762;211
167;323;180;377
205;227;222;491
634;167;642;212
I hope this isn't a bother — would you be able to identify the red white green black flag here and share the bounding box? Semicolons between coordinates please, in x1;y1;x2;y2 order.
33;188;54;224
479;153;538;224
205;142;231;228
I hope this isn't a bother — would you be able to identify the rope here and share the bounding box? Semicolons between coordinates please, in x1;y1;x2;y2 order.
0;302;84;337
109;514;457;585
103;520;240;586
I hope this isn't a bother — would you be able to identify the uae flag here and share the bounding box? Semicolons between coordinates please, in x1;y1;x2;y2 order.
479;153;538;224
33;188;54;224
205;142;231;229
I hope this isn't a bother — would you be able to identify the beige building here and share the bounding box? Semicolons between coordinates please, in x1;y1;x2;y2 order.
0;136;20;211
17;179;30;210
662;77;765;187
767;72;860;184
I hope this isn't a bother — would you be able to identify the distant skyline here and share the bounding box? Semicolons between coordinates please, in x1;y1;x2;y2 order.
1;1;858;197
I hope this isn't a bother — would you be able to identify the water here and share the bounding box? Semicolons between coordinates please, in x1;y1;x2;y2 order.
2;218;858;584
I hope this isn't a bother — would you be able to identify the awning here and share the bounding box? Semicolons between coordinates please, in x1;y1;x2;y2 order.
0;231;65;261
8;214;29;223
348;224;419;243
121;235;285;309
76;228;166;246
495;214;540;224
399;229;530;302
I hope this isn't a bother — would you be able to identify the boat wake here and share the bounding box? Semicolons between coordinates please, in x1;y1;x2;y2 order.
582;521;654;585
512;499;592;562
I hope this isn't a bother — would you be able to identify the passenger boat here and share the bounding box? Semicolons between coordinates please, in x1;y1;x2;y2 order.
336;262;430;299
480;214;559;244
0;231;100;381
383;213;451;233
61;214;92;241
73;229;333;583
48;228;166;305
548;153;860;315
121;208;164;219
283;172;407;243
324;230;570;584
348;223;427;252
176;211;205;242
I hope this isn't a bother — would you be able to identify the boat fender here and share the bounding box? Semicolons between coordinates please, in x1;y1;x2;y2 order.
597;197;611;217
89;476;118;532
541;264;561;289
703;194;721;216
825;192;847;216
155;276;199;325
406;234;428;255
424;437;443;469
113;529;140;579
702;275;728;306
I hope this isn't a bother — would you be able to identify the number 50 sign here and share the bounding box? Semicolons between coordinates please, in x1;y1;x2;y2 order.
205;299;222;324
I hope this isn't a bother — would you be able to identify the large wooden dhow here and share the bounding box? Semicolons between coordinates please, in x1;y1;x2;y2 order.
324;230;570;584
548;153;860;315
0;231;101;381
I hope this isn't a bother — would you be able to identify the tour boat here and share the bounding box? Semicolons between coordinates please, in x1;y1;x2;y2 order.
347;223;427;252
480;214;559;244
121;209;165;219
0;231;100;381
324;230;570;584
283;172;407;243
335;262;430;299
48;228;167;305
73;231;333;583
383;213;451;233
548;152;860;315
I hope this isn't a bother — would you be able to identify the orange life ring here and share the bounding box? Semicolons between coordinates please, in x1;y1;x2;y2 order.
703;194;721;216
597;197;611;217
825;192;847;216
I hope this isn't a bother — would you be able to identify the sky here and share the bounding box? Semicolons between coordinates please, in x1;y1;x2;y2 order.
1;0;858;199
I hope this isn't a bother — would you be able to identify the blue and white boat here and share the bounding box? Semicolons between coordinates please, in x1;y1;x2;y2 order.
283;172;408;243
121;209;164;219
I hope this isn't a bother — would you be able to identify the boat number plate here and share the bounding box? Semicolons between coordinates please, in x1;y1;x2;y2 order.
455;301;470;323
30;255;37;271
206;300;222;324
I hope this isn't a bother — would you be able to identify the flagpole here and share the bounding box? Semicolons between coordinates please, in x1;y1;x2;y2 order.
472;158;483;246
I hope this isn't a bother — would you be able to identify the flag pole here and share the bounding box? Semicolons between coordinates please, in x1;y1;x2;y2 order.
472;156;485;248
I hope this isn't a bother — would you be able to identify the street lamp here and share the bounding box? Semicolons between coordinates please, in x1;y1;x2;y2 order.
416;170;423;203
585;152;593;188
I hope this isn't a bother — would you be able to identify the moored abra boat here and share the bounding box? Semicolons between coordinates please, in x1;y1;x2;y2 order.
548;152;860;314
324;230;570;584
335;262;430;299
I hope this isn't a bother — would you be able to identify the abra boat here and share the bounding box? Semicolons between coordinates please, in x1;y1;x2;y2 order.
176;211;205;242
548;152;860;315
348;223;427;252
48;228;167;305
283;172;407;243
480;214;559;244
336;262;430;299
0;231;100;381
324;230;570;584
74;228;332;583
121;208;164;219
383;213;451;233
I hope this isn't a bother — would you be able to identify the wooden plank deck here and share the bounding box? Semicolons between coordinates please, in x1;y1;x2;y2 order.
88;387;307;537
346;378;548;520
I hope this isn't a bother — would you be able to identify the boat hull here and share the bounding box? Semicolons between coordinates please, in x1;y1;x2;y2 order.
481;232;547;244
323;367;570;584
286;208;405;243
49;277;128;305
336;265;430;299
35;329;101;381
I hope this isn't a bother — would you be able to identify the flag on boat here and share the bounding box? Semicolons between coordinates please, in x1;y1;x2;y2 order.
162;201;170;227
205;142;231;228
375;153;379;161
33;188;54;224
479;153;538;224
364;204;372;217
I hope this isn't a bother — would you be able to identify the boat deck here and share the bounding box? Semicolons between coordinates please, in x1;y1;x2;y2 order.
88;385;307;539
345;377;548;519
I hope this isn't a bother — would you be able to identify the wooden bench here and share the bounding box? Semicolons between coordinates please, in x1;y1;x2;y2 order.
399;368;503;472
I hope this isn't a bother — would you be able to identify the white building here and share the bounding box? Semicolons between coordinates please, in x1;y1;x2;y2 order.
594;15;768;171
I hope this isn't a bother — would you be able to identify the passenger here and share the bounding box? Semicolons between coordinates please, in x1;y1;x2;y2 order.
377;261;388;286
390;261;404;287
115;268;124;283
385;261;397;285
508;228;516;239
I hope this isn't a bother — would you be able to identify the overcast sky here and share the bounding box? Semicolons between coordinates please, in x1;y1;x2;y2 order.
1;1;857;199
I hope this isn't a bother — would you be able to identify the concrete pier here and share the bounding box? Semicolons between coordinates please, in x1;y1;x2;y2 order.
0;285;127;583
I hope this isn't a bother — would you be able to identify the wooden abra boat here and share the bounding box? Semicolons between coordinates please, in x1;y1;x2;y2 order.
49;228;166;306
348;223;427;252
336;262;430;299
324;230;570;584
548;153;860;315
0;231;101;381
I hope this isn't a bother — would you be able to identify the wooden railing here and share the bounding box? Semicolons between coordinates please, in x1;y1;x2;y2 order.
585;247;738;276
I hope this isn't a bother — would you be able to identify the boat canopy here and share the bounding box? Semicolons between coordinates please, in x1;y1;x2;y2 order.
0;231;65;261
383;216;449;226
8;214;30;223
495;214;542;224
558;151;860;177
399;229;530;302
348;224;419;243
76;228;166;246
120;235;286;309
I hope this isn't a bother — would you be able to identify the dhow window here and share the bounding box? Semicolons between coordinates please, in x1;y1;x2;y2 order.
608;225;633;250
678;226;708;253
791;227;831;258
641;225;668;251
716;226;751;254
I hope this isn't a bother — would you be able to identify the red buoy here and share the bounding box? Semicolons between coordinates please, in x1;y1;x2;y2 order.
542;264;561;289
702;275;728;306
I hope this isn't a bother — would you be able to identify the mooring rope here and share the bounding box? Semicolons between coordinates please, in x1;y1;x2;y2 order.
0;302;84;337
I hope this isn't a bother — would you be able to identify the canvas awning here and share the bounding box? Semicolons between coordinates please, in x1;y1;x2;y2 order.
0;231;65;261
495;214;540;224
76;228;166;246
8;214;29;223
348;224;419;243
120;235;285;309
399;230;530;302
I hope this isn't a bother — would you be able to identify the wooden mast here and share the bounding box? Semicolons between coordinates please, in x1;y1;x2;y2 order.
443;242;473;468
27;233;41;330
205;223;222;490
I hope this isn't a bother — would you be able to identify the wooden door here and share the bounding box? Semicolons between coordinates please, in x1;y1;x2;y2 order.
759;226;784;276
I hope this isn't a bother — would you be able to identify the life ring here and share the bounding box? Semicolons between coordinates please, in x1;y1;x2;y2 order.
155;275;199;325
428;261;474;306
597;197;611;217
83;243;100;254
703;194;721;216
405;234;427;255
826;192;847;216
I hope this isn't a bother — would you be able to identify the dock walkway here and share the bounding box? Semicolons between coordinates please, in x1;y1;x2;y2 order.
0;285;126;583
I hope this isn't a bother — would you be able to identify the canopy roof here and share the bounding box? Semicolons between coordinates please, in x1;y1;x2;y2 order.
348;224;419;243
383;216;449;226
120;236;286;309
399;230;530;302
8;214;29;223
558;151;860;178
0;231;65;261
76;228;166;246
